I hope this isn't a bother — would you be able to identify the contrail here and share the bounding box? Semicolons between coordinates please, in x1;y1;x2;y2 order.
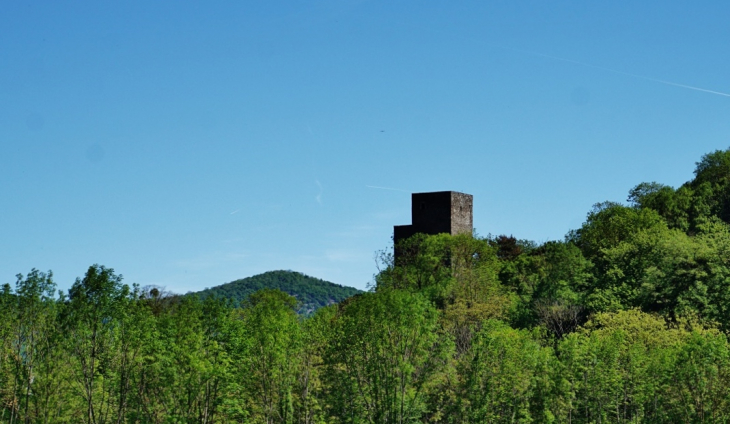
502;46;730;98
230;209;240;215
391;19;729;98
366;185;409;193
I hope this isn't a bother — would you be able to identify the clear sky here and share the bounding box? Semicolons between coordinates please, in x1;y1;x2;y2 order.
2;1;729;293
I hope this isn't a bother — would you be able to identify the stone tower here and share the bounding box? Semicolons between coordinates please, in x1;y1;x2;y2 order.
394;191;473;253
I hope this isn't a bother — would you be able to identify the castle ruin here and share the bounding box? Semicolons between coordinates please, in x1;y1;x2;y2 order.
394;191;473;258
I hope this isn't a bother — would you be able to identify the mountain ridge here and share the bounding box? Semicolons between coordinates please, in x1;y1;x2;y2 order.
193;270;362;314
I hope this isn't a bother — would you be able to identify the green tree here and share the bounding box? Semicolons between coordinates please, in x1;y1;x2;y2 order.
628;149;730;234
585;217;730;330
380;234;509;354
324;289;450;423
0;283;14;420
570;202;667;262
668;331;730;422
499;241;591;337
628;182;692;232
9;270;71;423
459;320;554;423
141;295;229;423
63;265;130;424
555;310;698;423
225;289;302;424
295;305;336;424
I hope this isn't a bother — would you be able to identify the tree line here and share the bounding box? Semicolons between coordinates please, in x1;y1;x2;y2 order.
5;148;730;423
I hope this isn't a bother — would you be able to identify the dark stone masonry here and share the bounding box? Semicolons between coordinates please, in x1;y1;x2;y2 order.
394;191;473;256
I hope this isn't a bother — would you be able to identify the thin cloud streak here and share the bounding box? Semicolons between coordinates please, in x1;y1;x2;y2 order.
315;180;323;204
366;185;409;193
396;20;730;98
502;46;730;98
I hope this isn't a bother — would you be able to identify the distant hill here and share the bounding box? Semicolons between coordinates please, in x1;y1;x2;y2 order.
194;270;362;315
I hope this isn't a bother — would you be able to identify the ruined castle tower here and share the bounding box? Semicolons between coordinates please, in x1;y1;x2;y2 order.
393;191;473;257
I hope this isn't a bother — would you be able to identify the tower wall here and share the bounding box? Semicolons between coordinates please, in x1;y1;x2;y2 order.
411;191;454;235
450;191;473;236
393;191;473;251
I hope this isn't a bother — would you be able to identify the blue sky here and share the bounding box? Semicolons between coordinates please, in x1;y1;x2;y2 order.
2;1;729;292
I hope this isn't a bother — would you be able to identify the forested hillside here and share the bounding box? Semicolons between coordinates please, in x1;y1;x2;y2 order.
6;149;730;422
193;270;361;314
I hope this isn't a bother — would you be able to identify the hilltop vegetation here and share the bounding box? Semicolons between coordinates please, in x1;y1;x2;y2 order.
194;270;361;314
6;148;730;422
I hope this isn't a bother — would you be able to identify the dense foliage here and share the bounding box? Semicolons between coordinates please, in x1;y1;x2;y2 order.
6;149;730;422
194;270;361;315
